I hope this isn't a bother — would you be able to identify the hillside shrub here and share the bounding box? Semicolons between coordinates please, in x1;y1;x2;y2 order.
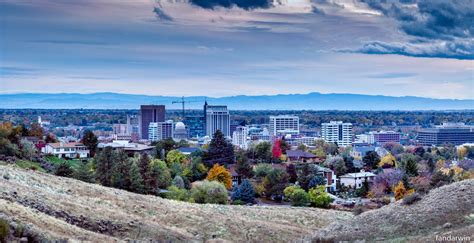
290;189;310;207
55;162;74;177
308;186;332;208
165;186;190;201
0;219;9;242
402;192;421;205
190;180;228;204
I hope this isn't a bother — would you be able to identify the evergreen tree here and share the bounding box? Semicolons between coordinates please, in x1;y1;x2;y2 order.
286;164;298;183
147;159;172;194
235;150;253;178
308;175;326;189
112;151;133;190
81;130;98;157
363;151;380;169
138;154;150;189
55;162;74;177
297;164;316;191
203;130;235;166
231;186;242;202
129;161;145;194
263;168;289;199
73;160;94;183
238;179;255;204
95;147;114;187
172;175;185;189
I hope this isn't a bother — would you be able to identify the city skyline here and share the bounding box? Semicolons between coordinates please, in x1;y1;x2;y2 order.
1;0;473;99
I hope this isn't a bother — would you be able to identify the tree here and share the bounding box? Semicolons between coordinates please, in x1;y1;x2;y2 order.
363;151;380;169
73;160;94;183
325;156;347;176
378;153;396;168
166;149;187;165
308;186;331;208
165;186;190;201
112;151;134;190
147;159;172;194
138;154;150;187
297;143;308;152
383;142;404;155
298;163;317;191
155;138;177;160
190;180;228;204
394;181;406;201
254;141;272;163
20;139;36;159
254;163;272;178
129;161;145;194
189;157;207;182
206;164;233;189
308;175;326;189
94;147;114;186
81;130;98;157
235;150;254;178
172;175;185;189
280;138;290;154
286;164;298;183
232;179;255;204
400;153;419;177
29;123;43;138
263;168;289;199
272;139;282;160
203;130;235;166
55;162;74;177
290;188;310;207
45;133;58;143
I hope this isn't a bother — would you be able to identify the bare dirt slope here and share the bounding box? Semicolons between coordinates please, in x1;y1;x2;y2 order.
0;164;350;242
312;179;474;242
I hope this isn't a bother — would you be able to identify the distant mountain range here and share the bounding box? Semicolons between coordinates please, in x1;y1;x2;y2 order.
0;92;473;110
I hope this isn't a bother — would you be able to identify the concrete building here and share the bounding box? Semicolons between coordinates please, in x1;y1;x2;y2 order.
139;105;165;139
148;120;173;142
204;102;230;137
174;121;188;140
269;115;299;137
372;131;401;145
232;126;249;149
417;123;474;146
321;121;353;147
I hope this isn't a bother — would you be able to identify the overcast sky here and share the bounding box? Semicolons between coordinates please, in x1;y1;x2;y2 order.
1;0;473;99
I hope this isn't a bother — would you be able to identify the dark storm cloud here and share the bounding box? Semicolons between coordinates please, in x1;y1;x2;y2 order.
189;0;272;10
352;0;474;59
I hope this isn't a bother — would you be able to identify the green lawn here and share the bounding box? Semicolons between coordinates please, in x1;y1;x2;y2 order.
15;160;46;172
44;156;83;169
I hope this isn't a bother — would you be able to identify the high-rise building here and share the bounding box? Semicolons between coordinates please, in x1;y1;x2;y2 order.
148;120;173;142
204;102;230;137
269;115;299;137
140;105;165;139
321;121;353;147
417;123;474;146
232;126;249;149
185;115;205;138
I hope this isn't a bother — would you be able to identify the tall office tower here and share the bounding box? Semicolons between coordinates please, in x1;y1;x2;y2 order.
148;120;174;142
232;126;249;149
269;115;300;137
185;115;205;138
417;123;474;146
139;105;165;139
127;115;140;141
321;121;353;147
204;102;230;137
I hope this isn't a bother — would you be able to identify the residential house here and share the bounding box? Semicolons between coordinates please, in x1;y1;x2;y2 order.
286;150;317;162
42;142;89;159
339;171;376;189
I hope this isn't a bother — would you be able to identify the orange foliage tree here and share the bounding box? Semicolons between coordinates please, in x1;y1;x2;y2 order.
394;181;406;201
206;164;233;190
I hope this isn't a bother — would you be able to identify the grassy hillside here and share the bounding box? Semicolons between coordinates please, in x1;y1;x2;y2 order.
0;164;472;242
0;164;350;242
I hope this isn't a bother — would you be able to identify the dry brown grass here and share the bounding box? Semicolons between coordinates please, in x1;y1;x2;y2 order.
0;164;350;242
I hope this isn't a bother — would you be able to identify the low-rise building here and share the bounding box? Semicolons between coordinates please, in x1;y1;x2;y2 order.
42;142;89;158
286;150;317;162
339;171;376;189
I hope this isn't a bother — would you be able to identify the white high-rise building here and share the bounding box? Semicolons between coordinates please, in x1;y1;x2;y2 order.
321;121;353;147
269;115;299;137
204;103;230;137
232;126;249;149
149;120;174;142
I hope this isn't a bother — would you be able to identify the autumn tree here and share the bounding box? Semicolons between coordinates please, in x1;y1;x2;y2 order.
394;181;406;201
272;139;282;160
206;164;233;189
166;149;187;165
378;153;396;168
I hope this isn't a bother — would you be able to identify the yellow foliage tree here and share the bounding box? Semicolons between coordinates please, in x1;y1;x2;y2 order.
457;146;468;159
206;164;232;190
378;153;396;168
394;181;406;201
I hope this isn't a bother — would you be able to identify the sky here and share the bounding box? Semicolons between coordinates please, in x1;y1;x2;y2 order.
0;0;473;99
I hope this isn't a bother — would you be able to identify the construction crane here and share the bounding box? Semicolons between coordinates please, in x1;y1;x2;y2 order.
172;96;201;120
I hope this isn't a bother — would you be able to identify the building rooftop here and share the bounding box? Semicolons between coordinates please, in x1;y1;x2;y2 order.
47;142;86;148
339;172;376;178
